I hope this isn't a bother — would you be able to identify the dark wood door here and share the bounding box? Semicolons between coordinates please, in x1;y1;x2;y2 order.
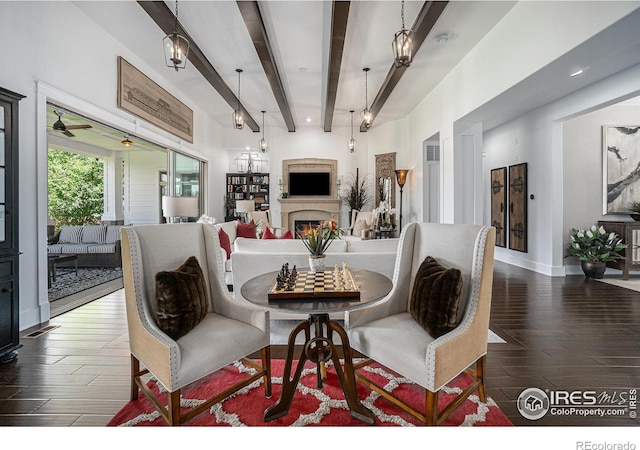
490;167;507;247
0;87;24;362
508;163;528;252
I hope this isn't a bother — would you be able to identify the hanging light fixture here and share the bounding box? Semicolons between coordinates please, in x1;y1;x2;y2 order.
163;0;190;71
361;68;372;129
259;110;268;153
121;134;133;147
392;0;414;68
348;110;356;153
232;69;245;130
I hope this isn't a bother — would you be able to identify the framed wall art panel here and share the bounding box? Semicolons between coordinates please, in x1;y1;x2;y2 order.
117;57;194;143
602;125;640;214
490;167;507;247
508;162;527;253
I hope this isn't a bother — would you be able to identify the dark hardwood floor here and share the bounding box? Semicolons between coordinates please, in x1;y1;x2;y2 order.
1;261;639;427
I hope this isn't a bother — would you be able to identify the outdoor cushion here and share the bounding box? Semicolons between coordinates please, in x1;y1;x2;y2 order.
58;225;83;244
82;225;107;244
105;225;124;244
87;244;117;253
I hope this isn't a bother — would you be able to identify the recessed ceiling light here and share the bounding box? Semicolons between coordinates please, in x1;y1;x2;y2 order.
245;145;250;150
299;67;308;72
570;66;589;77
306;117;312;123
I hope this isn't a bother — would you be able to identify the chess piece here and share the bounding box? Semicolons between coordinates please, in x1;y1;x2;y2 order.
291;265;298;279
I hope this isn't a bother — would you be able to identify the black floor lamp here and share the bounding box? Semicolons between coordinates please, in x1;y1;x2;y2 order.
395;169;409;232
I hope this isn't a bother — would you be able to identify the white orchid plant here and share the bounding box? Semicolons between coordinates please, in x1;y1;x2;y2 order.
567;225;626;263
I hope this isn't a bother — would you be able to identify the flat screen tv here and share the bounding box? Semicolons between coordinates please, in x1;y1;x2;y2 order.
289;172;331;196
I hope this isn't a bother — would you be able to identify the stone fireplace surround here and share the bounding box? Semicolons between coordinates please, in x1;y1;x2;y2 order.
278;158;341;233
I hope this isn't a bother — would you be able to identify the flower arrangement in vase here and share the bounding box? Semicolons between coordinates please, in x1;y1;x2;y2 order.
297;219;343;271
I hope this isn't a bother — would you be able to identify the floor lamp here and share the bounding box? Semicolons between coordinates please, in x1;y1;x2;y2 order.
162;196;198;223
394;169;409;232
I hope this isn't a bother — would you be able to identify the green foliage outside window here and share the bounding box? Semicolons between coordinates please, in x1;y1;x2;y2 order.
48;149;104;229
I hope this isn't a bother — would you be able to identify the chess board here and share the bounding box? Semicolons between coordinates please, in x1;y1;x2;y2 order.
268;268;361;301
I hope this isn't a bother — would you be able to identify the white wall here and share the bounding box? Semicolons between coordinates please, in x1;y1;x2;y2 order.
124;150;168;225
0;2;223;329
562;102;640;272
221;125;372;228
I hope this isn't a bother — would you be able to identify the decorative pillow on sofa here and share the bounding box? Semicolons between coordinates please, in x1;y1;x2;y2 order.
82;224;107;244
237;220;257;238
218;228;232;259
58;225;83;244
262;228;294;240
409;256;463;339
155;256;209;340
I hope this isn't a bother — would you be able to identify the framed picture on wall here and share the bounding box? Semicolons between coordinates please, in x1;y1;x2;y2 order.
602;125;640;214
490;167;507;247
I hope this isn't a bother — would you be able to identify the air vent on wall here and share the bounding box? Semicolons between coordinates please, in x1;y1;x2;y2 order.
426;145;440;162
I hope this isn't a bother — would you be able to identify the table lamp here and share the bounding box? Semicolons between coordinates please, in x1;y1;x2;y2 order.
235;200;255;223
162;196;198;223
394;169;409;232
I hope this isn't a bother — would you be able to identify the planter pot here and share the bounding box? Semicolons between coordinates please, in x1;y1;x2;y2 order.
308;255;326;273
581;260;607;279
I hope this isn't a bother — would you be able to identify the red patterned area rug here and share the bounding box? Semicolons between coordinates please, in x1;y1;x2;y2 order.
108;360;512;427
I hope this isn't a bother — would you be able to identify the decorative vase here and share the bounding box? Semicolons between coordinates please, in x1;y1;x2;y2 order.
581;260;606;279
308;254;326;273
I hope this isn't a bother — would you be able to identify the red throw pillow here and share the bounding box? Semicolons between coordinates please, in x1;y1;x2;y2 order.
262;227;277;239
218;228;232;259
280;230;294;239
237;220;257;238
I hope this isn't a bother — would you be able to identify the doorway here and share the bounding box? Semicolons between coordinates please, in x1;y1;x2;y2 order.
423;135;440;223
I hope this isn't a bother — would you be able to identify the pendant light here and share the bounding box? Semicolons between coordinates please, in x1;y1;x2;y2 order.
348;110;356;153
361;68;372;129
121;134;133;147
232;69;245;130
392;0;414;68
163;0;190;71
259;111;268;153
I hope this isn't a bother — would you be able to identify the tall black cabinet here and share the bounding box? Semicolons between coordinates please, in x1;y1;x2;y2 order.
0;87;24;363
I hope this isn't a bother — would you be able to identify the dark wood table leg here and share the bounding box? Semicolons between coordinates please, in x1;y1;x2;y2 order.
327;319;376;425
263;320;310;422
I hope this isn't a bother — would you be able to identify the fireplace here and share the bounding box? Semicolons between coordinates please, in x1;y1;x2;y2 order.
294;220;321;238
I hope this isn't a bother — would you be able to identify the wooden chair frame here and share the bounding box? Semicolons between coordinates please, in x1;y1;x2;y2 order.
130;347;272;426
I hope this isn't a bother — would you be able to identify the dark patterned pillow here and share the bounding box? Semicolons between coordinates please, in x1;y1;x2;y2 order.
409;256;463;338
155;256;209;340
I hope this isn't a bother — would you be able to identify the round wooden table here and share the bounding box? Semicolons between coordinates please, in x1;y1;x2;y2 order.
241;268;392;425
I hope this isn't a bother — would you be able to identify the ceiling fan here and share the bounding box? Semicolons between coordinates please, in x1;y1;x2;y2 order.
52;111;92;137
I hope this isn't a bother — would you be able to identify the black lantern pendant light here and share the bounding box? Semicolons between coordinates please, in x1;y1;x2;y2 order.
163;0;190;71
348;110;356;153
232;69;245;130
392;0;414;68
361;68;372;129
259;111;268;153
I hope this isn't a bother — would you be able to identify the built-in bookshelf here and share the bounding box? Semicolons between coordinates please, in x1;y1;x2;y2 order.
225;172;270;220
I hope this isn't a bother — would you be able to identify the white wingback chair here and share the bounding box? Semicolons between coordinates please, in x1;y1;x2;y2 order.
120;223;271;425
248;209;285;236
346;222;496;425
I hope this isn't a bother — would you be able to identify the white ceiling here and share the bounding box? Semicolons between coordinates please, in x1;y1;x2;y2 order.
71;0;517;131
49;1;640;152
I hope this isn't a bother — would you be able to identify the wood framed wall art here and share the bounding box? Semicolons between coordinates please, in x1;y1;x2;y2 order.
490;167;507;247
117;57;194;143
508;162;528;252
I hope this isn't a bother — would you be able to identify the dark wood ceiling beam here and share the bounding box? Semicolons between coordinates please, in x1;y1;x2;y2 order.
360;0;448;132
137;1;260;132
237;1;296;132
323;1;350;132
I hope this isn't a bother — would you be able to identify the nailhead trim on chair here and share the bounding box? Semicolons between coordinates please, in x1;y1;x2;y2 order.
424;226;490;392
124;227;181;390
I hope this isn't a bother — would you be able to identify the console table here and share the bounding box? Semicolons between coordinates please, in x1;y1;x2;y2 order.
597;221;640;280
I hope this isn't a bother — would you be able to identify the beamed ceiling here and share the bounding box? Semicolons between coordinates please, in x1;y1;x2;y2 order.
69;0;517;134
47;1;640;151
